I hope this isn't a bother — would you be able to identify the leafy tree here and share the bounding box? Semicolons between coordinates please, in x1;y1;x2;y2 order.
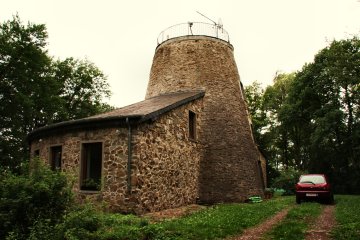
245;38;359;193
52;58;112;121
0;15;112;171
263;72;296;169
285;37;360;193
0;15;53;170
244;81;267;143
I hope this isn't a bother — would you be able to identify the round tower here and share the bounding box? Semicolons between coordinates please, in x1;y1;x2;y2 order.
146;22;264;203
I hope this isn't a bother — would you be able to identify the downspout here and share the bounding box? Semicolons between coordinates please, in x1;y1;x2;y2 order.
126;117;132;194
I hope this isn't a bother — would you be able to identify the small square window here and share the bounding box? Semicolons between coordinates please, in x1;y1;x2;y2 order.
81;142;102;191
33;149;40;157
50;146;62;170
189;111;197;140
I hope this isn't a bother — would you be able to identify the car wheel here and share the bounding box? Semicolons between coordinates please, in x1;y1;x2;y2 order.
296;195;301;204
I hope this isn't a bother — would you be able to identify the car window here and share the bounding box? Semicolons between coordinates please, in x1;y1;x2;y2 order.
299;175;326;184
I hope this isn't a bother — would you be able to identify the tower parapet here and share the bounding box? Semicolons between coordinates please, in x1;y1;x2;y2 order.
157;22;229;45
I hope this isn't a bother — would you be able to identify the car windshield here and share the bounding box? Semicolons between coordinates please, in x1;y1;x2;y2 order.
299;175;326;184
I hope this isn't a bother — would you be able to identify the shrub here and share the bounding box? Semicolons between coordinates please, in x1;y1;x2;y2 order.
0;158;74;239
271;168;303;195
56;205;102;240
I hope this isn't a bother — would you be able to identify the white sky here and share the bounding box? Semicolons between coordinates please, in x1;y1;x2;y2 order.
1;0;360;107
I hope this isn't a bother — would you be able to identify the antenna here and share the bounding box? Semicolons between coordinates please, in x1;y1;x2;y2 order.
196;11;217;25
218;18;223;28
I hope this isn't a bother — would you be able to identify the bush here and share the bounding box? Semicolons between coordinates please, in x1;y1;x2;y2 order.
55;205;102;240
271;168;303;195
0;158;74;239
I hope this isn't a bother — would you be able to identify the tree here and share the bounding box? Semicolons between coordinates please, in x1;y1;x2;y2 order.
244;75;296;185
245;38;359;193
285;37;360;193
244;81;267;143
263;72;295;169
0;16;112;171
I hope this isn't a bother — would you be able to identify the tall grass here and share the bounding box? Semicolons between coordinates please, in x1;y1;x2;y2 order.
331;195;360;240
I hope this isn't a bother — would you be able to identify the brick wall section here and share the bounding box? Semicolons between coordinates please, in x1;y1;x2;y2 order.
146;36;264;202
30;98;203;214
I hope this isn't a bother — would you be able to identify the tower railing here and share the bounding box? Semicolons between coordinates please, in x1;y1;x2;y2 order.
157;22;230;45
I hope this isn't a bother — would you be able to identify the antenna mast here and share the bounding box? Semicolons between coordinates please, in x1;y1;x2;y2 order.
196;11;223;38
196;11;217;25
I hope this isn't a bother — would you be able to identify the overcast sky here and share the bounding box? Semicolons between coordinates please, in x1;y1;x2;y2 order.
1;0;360;107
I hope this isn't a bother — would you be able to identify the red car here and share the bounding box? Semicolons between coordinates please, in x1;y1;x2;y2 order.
295;174;334;204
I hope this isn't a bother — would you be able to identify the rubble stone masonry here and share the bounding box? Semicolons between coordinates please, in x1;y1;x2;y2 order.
30;98;203;214
147;36;264;202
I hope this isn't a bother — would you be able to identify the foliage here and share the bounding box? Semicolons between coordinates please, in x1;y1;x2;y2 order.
245;73;296;184
245;37;360;193
271;168;304;195
0;15;112;171
244;81;267;142
284;37;360;193
0;158;73;239
332;195;360;240
265;202;322;240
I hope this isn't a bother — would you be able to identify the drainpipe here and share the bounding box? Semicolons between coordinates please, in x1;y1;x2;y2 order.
126;117;132;194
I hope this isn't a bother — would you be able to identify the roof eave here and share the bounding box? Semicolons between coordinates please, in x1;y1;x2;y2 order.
27;115;143;142
27;90;205;142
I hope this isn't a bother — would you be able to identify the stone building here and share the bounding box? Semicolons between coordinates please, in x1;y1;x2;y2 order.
28;22;265;214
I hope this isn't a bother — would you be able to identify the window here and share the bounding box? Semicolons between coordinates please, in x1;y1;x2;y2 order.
81;142;102;191
50;146;62;170
33;149;40;158
189;111;197;140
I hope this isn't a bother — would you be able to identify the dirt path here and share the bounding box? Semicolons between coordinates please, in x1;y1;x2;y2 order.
227;208;290;240
305;205;336;240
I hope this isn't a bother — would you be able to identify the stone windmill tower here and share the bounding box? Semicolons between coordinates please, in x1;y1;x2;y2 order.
146;21;265;203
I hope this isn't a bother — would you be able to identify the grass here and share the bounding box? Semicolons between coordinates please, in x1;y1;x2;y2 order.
60;196;293;240
331;195;360;240
150;196;294;239
58;195;360;240
264;201;322;240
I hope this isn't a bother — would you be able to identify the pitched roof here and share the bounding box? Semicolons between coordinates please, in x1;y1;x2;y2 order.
28;90;205;141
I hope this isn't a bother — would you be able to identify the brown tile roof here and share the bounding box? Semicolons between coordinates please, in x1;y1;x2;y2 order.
28;90;205;141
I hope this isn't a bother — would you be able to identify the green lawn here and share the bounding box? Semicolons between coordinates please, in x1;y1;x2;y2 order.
331;195;360;240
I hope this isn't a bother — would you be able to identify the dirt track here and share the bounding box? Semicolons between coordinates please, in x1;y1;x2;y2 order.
305;205;336;240
229;204;336;240
227;208;290;240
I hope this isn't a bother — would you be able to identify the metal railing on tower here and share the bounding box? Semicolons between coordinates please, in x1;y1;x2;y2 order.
157;22;230;45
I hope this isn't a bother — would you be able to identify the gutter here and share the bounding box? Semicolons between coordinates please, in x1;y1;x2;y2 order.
126;117;132;194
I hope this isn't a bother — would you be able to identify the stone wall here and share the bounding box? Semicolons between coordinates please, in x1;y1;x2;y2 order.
29;98;203;214
129;98;203;213
259;151;267;188
146;36;264;203
30;128;129;212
